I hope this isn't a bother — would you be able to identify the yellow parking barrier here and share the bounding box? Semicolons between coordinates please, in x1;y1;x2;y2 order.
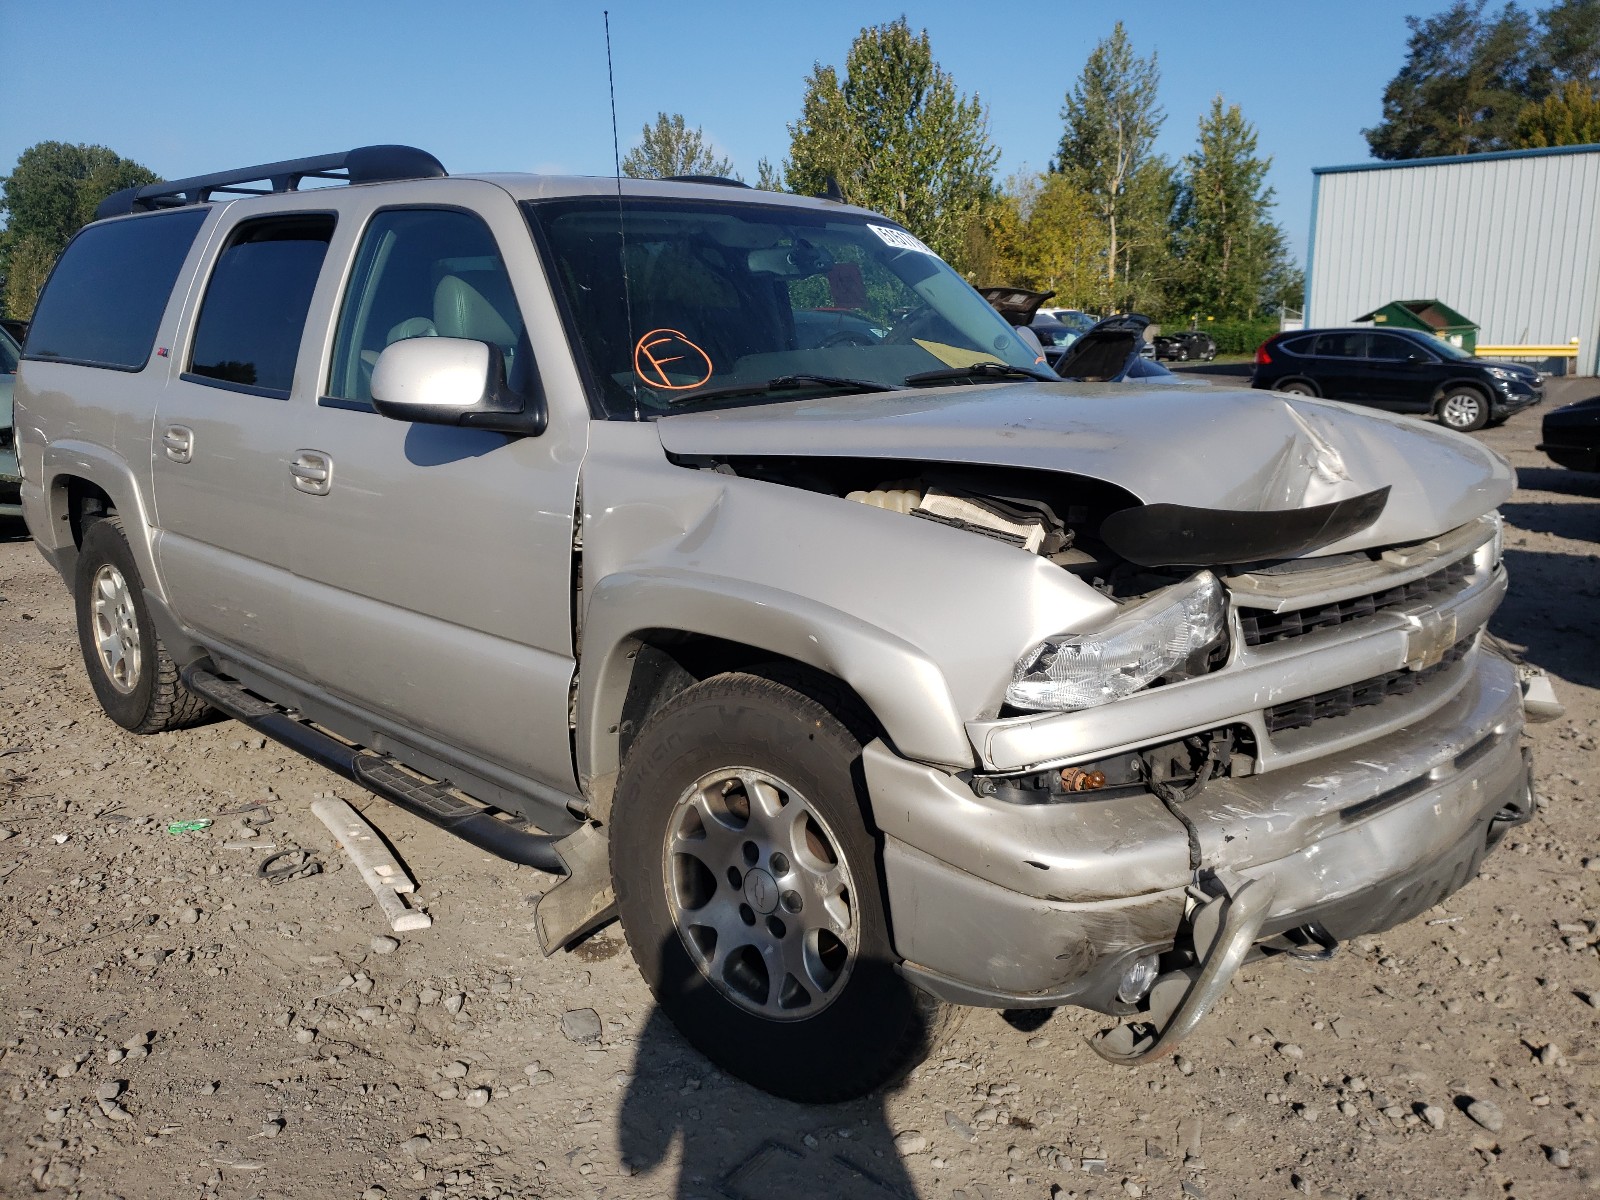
1475;340;1579;358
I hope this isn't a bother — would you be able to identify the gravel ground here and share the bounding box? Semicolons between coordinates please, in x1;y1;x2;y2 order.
1;390;1597;1200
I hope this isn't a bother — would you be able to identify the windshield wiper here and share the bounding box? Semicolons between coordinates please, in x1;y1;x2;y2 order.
903;362;1058;386
665;374;898;406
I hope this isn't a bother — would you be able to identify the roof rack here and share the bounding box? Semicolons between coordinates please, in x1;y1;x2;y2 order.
664;174;750;188
96;145;447;220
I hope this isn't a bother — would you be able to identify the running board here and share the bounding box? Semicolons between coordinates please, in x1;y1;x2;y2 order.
182;665;569;875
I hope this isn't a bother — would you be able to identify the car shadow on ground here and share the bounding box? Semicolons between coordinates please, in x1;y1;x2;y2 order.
1494;548;1600;691
617;942;927;1199
1510;466;1600;504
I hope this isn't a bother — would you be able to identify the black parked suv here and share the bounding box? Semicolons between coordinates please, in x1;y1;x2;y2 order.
1252;327;1543;432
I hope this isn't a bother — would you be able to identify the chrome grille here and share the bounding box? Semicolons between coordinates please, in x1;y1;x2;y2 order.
1264;637;1475;734
1239;556;1474;646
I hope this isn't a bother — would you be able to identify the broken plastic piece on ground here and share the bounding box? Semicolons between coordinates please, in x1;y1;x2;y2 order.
1520;668;1564;723
311;796;432;932
165;819;212;834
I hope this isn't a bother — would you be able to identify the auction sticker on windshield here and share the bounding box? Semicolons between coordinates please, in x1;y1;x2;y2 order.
867;225;935;255
634;329;715;390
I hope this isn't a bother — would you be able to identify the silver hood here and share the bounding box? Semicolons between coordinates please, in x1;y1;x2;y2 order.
655;382;1513;555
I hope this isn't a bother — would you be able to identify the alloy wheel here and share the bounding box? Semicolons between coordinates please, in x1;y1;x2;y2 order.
90;564;142;693
662;767;859;1021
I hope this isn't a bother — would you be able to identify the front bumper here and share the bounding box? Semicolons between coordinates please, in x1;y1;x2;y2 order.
870;648;1528;1013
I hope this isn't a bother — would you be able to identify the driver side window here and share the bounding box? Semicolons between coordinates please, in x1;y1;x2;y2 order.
326;208;526;409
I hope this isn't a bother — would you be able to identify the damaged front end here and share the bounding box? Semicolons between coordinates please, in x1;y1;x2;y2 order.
641;385;1539;1063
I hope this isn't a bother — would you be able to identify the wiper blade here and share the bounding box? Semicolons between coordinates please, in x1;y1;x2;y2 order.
665;374;898;407
903;362;1057;386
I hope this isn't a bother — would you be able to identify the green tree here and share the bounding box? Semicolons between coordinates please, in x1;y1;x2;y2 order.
1516;78;1600;144
620;112;736;180
1054;22;1165;307
753;157;785;192
1538;0;1600;85
1;141;157;317
1363;2;1539;159
1172;98;1289;320
784;18;998;269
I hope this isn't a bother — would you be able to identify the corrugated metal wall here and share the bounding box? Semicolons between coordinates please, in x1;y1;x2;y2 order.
1306;148;1600;375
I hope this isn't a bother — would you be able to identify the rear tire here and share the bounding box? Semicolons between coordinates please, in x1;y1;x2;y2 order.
73;515;211;733
1277;380;1318;397
610;671;956;1102
1438;387;1489;432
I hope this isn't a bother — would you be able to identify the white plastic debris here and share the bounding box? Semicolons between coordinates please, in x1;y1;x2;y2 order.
310;797;432;932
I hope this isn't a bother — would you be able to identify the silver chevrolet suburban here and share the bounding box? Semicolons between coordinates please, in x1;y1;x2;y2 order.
14;146;1535;1101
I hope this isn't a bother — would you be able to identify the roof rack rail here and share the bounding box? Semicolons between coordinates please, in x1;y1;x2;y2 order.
664;174;750;188
96;145;447;220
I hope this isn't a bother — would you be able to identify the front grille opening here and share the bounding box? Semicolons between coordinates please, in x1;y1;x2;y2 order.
1264;637;1475;734
1240;556;1474;646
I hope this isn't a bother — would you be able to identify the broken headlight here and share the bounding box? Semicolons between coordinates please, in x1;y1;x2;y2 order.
1006;572;1226;712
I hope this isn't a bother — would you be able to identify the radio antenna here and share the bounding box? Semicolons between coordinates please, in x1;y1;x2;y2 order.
604;11;641;419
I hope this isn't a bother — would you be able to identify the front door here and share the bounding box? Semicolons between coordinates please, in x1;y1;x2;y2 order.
285;202;583;797
1361;332;1437;411
151;212;336;672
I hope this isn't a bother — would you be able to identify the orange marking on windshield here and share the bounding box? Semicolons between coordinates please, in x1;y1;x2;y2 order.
634;329;714;390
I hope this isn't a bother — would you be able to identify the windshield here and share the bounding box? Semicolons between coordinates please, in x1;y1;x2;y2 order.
526;197;1044;418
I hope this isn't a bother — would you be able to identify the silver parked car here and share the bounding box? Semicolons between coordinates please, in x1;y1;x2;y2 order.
14;146;1535;1101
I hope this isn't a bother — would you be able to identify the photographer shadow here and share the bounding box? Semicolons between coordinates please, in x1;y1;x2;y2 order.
617;941;928;1199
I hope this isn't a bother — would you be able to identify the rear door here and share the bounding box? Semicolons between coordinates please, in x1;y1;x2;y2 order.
150;208;336;671
1362;332;1438;410
1310;331;1369;399
283;186;586;797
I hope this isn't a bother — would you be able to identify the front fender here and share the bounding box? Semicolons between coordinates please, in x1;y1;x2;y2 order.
578;568;969;788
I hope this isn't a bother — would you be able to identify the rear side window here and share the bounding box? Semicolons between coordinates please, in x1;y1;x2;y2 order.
1314;332;1367;358
24;209;208;371
186;215;335;397
1279;336;1315;356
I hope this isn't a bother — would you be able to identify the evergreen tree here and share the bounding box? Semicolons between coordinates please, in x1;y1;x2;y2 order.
1516;79;1600;144
621;113;736;180
1;141;157;318
1363;2;1540;159
1054;22;1165;308
785;18;998;269
1538;0;1600;86
1172;98;1288;320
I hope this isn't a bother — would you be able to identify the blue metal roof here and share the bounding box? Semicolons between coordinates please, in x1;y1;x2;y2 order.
1313;142;1600;176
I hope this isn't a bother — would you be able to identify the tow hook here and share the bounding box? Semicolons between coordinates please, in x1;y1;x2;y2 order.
1090;870;1275;1064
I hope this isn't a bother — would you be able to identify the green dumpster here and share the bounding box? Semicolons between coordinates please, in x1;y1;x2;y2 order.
1353;299;1479;354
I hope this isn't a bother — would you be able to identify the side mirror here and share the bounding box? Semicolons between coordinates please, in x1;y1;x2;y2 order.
1406;352;1430;364
371;337;547;436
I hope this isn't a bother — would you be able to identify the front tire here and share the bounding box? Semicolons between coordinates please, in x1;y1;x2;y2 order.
73;516;211;733
1438;387;1489;431
610;671;953;1102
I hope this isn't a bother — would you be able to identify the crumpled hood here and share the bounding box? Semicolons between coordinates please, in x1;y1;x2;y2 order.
656;382;1514;555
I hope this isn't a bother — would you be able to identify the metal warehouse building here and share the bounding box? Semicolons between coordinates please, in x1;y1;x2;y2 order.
1305;143;1600;375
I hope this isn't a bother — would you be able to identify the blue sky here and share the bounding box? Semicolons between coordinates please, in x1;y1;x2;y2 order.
3;0;1443;262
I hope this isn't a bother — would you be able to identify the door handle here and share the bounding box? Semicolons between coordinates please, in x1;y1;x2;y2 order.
161;425;194;464
290;450;333;496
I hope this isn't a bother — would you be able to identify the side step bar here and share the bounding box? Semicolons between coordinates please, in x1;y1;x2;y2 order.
182;666;569;876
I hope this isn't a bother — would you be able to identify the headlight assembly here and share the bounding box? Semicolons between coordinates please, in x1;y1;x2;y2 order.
1006;572;1226;712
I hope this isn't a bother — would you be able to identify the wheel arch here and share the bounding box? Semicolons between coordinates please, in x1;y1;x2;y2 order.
37;443;161;594
576;571;972;820
1432;377;1492;410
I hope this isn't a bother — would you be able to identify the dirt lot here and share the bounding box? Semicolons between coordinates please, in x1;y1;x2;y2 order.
1;387;1597;1200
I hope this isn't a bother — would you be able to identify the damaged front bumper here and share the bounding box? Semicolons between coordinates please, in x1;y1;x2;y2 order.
868;648;1531;1055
